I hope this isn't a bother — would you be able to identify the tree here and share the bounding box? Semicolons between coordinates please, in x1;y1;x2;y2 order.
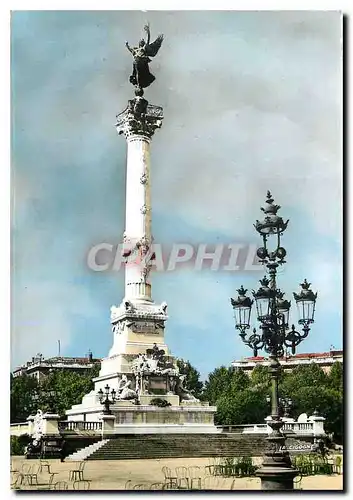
281;363;328;395
251;365;272;388
203;366;250;404
279;363;343;442
203;360;343;443
203;366;236;404
215;388;268;426
10;363;100;422
328;362;343;391
11;373;40;423
39;365;100;417
176;359;203;399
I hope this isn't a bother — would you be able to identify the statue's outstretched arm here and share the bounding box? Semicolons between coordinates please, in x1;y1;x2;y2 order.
125;41;133;54
144;23;151;45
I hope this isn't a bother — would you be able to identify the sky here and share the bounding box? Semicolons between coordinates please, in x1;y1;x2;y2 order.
11;10;342;380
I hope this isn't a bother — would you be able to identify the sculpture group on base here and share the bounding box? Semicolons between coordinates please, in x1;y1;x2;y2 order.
116;343;200;404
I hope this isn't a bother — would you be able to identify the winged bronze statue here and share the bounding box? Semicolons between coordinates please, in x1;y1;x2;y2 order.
125;24;164;92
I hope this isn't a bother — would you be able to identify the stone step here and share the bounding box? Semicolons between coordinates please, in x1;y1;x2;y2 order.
66;439;110;461
86;434;268;460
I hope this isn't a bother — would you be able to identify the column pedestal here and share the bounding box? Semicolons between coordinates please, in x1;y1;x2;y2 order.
99;414;116;435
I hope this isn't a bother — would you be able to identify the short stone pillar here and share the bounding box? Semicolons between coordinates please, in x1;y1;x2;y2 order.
265;416;273;434
42;413;61;437
308;412;326;436
26;415;35;435
100;414;116;435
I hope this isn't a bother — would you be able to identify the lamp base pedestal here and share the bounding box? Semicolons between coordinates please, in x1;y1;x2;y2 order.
256;451;298;490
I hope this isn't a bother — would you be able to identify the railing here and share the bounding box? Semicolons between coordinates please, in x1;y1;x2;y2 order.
10;422;29;436
218;422;315;435
283;422;314;434
58;421;102;432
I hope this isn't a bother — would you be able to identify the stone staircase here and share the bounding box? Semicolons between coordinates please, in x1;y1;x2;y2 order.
66;439;110;461
87;434;269;460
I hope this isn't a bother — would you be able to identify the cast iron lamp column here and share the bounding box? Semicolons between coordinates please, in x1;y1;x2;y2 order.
97;385;117;415
230;191;318;490
266;395;292;418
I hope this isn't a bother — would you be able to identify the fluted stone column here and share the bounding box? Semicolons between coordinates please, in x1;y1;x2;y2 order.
116;96;163;303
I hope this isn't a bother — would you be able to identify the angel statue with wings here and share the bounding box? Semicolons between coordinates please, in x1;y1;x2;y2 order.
125;24;164;91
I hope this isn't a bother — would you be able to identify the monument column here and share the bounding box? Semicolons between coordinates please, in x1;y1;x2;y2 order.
116;93;163;303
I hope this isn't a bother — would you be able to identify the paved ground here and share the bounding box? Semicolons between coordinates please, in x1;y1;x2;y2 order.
11;456;343;491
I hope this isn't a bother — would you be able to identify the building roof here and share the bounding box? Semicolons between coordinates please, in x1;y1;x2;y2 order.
245;350;343;362
13;354;101;375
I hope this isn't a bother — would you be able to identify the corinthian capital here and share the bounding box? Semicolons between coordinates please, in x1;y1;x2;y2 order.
116;97;164;140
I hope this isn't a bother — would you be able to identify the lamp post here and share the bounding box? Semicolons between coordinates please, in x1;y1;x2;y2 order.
266;395;292;418
230;191;317;490
97;385;117;415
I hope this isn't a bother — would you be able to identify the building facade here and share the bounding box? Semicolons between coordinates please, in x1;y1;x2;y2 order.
232;349;343;374
12;352;100;381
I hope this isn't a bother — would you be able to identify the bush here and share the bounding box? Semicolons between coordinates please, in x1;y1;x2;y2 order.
149;398;172;408
212;456;258;477
10;435;31;456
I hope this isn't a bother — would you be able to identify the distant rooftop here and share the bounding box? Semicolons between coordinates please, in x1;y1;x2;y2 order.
245;350;343;362
232;349;343;372
13;352;101;376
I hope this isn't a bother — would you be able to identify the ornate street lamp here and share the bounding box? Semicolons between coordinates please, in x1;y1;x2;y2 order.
267;395;292;418
230;191;318;491
97;385;117;415
281;397;293;418
231;285;253;332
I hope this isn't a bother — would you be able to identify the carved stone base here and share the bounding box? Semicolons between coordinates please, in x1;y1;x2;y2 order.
108;299;168;359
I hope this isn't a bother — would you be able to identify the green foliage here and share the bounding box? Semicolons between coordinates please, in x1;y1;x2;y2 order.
279;364;343;442
203;361;343;443
215;388;268;426
10;374;40;422
328;362;343;391
149;398;171;408
203;366;250;405
176;359;203;399
39;367;99;417
250;364;272;388
280;364;328;395
10;435;31;456
291;454;335;476
10;363;100;422
210;456;258;477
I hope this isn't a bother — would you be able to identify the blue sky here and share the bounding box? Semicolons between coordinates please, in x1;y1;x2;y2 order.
11;10;342;379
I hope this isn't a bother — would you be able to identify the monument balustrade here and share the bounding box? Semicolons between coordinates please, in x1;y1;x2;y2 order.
283;422;314;434
58;421;102;432
10;422;29;436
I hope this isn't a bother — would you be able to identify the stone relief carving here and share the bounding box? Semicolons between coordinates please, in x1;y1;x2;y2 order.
140;172;148;184
141;262;153;282
110;300;168;324
117;375;137;400
176;374;200;403
112;321;125;334
159;302;168;314
131;344;179;378
126;320;160;334
124;300;135;312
